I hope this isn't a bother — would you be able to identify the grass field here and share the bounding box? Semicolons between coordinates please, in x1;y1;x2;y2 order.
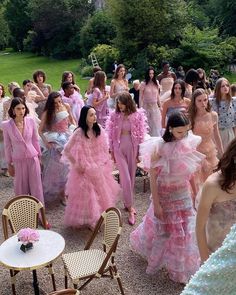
0;51;89;95
1;50;236;97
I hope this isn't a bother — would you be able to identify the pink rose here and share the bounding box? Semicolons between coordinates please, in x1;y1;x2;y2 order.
17;228;40;245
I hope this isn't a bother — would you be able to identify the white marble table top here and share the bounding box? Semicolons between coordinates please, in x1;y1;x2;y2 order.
0;230;65;271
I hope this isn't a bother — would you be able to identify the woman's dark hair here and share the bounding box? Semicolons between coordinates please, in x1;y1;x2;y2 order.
93;66;102;75
189;88;211;129
113;64;126;79
144;66;158;86
8;97;29;119
184;69;199;85
0;83;6;98
78;105;101;138
22;79;31;86
163;112;189;142
12;87;25;100
216;138;236;193
115;91;137;115
33;70;46;83
61;71;75;86
170;79;185;99
44;91;61;129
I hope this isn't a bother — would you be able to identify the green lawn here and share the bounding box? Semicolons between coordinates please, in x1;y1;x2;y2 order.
1;51;236;97
0;51;89;95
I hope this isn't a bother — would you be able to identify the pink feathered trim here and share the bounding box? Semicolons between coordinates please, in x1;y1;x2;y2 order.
106;109;148;151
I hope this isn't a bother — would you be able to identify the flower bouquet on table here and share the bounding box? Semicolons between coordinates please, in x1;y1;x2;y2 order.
17;228;40;253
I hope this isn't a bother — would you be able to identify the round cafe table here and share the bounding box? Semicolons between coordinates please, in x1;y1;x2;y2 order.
0;230;65;295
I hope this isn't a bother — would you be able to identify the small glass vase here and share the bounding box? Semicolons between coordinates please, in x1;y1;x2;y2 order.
20;242;33;253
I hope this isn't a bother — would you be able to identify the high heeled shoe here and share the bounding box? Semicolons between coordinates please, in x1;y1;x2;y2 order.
128;212;136;225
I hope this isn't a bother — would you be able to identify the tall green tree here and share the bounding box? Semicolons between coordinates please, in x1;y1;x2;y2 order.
27;0;95;58
0;5;9;50
5;0;32;50
106;0;189;62
80;10;117;57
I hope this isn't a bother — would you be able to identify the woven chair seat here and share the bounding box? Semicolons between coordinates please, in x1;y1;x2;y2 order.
62;249;107;280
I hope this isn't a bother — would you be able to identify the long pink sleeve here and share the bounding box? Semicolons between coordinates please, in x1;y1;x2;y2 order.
31;119;41;156
2;122;13;164
106;112;115;151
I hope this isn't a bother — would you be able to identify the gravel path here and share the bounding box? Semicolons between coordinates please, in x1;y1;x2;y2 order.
0;175;184;295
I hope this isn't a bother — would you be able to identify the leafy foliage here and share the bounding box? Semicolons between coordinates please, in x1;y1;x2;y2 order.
5;0;32;50
80;10;117;57
26;0;95;58
91;44;119;73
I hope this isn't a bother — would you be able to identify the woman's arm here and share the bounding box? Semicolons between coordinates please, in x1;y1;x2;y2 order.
196;180;217;263
212;112;224;156
2;123;14;176
64;103;76;126
31;83;46;101
62;132;78;165
91;88;109;107
139;83;144;108
110;79;116;99
161;100;169;128
31;119;41;156
38;112;52;149
150;166;163;220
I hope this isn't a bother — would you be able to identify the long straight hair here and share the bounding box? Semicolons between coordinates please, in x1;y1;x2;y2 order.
214;77;232;105
144;66;158;86
170;79;185;100
188;88;211;129
44;92;61;129
78;105;101;138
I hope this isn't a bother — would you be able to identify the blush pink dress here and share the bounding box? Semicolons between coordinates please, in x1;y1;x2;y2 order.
140;81;161;137
193;113;218;186
130;132;205;283
61;127;120;228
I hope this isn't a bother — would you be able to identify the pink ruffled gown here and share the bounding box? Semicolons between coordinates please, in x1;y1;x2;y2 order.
130;132;205;283
61;127;120;228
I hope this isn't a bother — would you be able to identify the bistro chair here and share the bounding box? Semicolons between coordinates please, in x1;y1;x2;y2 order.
2;195;56;295
62;207;125;294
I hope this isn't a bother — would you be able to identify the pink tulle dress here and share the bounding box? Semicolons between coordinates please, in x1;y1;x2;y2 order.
130;132;205;283
41;111;72;202
193;113;218;185
61;127;120;228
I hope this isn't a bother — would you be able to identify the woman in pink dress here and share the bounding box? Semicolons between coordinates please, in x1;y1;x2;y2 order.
61;106;120;229
0;83;10;176
106;92;147;225
161;79;190;128
157;61;176;104
2;97;44;204
88;71;109;128
33;70;52;118
189;88;223;188
130;112;205;283
196;138;236;264
39;92;75;204
110;64;129;109
140;66;162;137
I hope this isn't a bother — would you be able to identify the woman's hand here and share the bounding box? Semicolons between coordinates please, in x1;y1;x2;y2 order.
8;164;15;177
154;205;164;221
